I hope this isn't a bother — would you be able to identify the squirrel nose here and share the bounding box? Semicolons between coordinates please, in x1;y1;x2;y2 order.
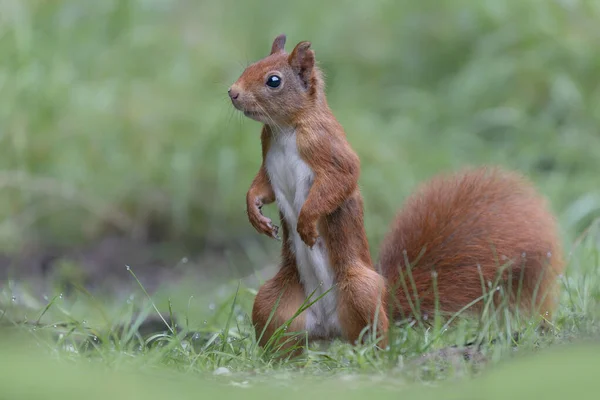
228;88;240;100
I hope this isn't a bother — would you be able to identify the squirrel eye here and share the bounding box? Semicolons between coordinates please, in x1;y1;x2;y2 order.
266;75;281;88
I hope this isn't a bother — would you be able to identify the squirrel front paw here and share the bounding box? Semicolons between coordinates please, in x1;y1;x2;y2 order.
297;217;318;248
248;205;280;240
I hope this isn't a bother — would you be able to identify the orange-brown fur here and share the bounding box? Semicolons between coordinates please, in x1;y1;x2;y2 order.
378;166;564;322
245;126;278;239
230;34;388;349
229;34;564;353
251;212;308;354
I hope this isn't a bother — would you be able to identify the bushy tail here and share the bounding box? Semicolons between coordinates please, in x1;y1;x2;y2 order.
376;166;565;323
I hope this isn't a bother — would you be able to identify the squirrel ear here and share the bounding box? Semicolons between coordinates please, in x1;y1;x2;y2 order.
288;41;314;89
270;34;287;55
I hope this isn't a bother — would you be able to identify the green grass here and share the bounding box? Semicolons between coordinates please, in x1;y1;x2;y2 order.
1;220;599;397
1;340;600;399
1;0;600;398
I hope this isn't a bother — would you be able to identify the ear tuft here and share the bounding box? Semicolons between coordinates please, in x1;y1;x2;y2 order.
288;41;315;89
270;34;287;55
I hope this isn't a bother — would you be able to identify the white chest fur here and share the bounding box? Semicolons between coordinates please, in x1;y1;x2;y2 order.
264;127;341;338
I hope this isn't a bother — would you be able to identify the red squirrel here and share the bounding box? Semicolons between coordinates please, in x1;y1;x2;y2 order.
228;34;565;352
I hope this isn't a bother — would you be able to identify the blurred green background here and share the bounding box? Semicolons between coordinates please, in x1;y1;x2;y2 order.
1;338;599;400
1;0;599;289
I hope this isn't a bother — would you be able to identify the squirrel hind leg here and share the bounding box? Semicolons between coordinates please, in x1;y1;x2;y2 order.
337;266;389;348
251;266;308;357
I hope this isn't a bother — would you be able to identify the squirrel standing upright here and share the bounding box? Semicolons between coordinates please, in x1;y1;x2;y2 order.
228;34;565;351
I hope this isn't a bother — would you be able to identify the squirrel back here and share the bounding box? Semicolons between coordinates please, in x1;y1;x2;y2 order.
378;166;565;321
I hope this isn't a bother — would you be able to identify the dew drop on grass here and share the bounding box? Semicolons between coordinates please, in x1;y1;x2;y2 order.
203;320;207;325
181;257;188;264
125;265;131;271
208;303;216;311
59;293;63;299
193;333;200;340
11;296;16;302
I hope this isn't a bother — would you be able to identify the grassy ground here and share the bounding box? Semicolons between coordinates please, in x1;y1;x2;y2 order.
1;0;600;398
1;339;600;399
1;222;599;397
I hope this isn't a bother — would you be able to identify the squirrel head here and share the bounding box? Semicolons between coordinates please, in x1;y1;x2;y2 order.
228;34;323;126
